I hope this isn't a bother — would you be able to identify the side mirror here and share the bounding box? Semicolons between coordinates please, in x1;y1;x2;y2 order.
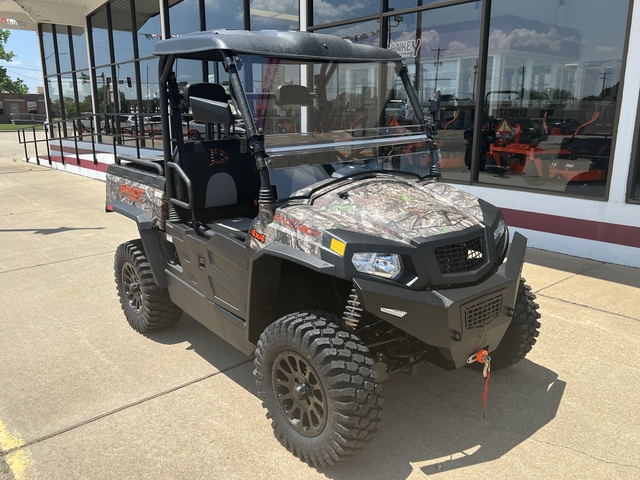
275;85;311;106
190;97;233;125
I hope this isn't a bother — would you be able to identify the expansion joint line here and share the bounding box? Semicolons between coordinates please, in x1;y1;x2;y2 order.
0;358;254;456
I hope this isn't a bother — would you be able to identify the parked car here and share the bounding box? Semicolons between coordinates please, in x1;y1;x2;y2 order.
118;115;140;134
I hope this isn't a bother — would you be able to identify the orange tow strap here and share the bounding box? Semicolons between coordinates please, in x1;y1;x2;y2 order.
475;349;491;418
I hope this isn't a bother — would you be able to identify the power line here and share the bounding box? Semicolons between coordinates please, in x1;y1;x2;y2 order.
0;64;43;72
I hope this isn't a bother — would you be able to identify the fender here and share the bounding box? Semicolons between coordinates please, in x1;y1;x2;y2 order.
245;242;336;344
106;200;168;288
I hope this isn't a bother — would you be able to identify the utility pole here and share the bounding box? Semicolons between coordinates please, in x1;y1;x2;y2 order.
431;47;447;95
600;70;610;97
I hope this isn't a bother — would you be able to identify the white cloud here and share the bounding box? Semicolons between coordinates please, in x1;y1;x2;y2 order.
489;27;579;53
312;0;372;24
595;46;619;53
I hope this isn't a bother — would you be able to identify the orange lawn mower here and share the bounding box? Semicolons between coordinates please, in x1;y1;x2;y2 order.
483;101;612;186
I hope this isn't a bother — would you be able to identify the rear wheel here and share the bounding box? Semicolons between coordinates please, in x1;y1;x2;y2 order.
114;240;182;333
489;278;541;370
254;311;382;467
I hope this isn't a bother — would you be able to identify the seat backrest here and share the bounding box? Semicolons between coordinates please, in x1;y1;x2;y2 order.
179;138;260;213
185;83;228;103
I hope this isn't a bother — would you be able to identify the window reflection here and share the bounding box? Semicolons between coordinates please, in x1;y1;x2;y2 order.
388;2;482;183
473;0;629;198
90;6;112;67
312;0;377;26
140;58;160;114
251;0;298;31
631;132;640;200
56;26;72;73
76;70;92;116
316;20;381;48
46;76;61;119
205;0;243;30
41;24;56;76
71;27;88;70
111;0;135;63
137;8;162;58
388;0;456;11
169;0;201;36
175;59;203;87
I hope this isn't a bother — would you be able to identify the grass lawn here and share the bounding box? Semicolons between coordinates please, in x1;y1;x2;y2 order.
0;124;43;131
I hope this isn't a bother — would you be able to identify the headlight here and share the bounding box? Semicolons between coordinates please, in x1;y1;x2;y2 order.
352;252;403;280
493;218;506;243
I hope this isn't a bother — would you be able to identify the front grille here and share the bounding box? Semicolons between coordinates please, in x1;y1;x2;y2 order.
464;294;503;329
434;235;485;274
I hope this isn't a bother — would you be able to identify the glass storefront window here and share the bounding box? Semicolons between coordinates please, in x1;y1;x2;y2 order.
46;76;62;119
205;0;243;31
631;129;640;200
90;6;112;67
388;2;482;183
140;58;160;114
473;0;630;198
175;59;203;91
71;27;89;71
56;26;72;73
389;0;462;12
77;70;92;115
111;0;135;63
137;9;162;59
313;0;377;26
315;19;381;48
169;0;201;36
42;24;56;76
115;62;137;113
251;0;298;31
94;66;117;115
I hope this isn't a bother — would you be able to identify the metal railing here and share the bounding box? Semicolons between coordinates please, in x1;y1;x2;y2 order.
17;112;227;168
18;112;167;167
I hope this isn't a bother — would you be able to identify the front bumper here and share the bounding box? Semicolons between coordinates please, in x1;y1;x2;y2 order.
354;232;527;369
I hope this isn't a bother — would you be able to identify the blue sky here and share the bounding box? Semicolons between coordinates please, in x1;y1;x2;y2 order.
1;29;43;93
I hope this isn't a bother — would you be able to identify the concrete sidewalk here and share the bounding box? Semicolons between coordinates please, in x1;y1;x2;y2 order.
0;138;639;480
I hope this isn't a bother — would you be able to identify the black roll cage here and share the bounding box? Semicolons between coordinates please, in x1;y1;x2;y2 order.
156;31;427;228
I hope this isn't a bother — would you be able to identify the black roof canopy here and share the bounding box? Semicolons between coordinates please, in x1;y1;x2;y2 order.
153;30;403;63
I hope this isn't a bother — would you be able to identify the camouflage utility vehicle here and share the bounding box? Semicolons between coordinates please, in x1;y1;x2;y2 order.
106;30;541;467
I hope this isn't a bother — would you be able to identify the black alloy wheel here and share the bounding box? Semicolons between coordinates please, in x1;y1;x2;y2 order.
272;350;328;437
114;239;183;333
254;311;382;467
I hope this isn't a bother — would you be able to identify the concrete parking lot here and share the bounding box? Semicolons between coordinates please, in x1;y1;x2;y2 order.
1;131;639;479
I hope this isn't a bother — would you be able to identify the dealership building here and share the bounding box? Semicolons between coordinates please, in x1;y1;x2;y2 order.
2;0;640;267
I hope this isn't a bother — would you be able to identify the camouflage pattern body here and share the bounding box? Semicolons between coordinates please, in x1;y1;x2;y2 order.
246;174;485;257
106;173;168;229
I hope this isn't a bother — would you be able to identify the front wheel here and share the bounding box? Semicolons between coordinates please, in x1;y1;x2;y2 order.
114;239;183;333
489;278;541;370
254;311;382;467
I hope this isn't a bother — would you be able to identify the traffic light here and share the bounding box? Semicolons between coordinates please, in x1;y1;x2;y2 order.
127;77;132;88
106;77;111;85
80;72;88;85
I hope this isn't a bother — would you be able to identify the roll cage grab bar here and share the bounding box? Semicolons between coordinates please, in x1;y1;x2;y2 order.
158;54;428;226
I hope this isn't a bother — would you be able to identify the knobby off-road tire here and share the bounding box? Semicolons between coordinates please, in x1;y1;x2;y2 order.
114;239;182;333
254;311;382;468
489;278;541;370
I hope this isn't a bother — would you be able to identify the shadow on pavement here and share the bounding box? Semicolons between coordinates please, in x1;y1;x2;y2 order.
0;227;105;235
148;316;565;478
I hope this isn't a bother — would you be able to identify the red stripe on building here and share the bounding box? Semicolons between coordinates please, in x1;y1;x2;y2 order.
41;154;109;172
500;208;640;249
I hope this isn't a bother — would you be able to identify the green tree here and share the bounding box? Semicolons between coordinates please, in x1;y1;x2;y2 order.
0;29;29;95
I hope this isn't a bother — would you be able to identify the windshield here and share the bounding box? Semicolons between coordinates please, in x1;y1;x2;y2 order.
233;56;435;198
